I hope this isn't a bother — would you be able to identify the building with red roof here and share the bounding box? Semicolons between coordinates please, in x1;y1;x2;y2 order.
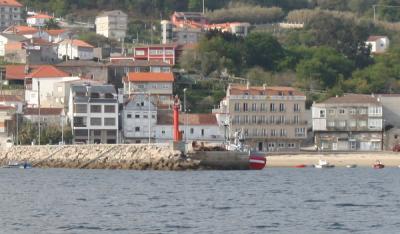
0;0;23;31
27;13;54;27
24;65;80;108
58;39;95;60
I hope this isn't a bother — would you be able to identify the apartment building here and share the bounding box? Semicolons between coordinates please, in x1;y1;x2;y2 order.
133;44;178;65
95;10;127;40
0;0;23;31
122;94;157;143
312;94;383;151
123;72;174;106
26;13;53;27
214;84;308;152
68;84;119;144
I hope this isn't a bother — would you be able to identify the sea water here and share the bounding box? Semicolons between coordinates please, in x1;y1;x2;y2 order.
0;168;399;233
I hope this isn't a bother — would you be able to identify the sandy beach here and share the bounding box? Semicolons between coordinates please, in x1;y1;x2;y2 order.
266;152;400;168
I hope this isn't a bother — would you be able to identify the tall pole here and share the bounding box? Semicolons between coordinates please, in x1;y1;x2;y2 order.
148;91;151;144
373;5;376;21
183;88;187;142
203;0;205;14
38;81;41;145
16;112;18;145
61;114;64;145
87;85;91;144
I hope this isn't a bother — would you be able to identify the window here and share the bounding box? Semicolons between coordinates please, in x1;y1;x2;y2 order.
358;108;367;115
271;129;276;137
349;109;356;115
252;129;258;136
328;109;335;115
327;121;335;127
135;50;145;56
244;115;249;124
104;118;116;126
295;128;306;137
127;114;132;119
190;128;194;134
293;115;299;124
279;103;285;112
270;103;276;112
288;143;296;148
135;114;140;119
349;120;356;127
234;103;240;112
143;115;148;119
251;103;257;112
243;103;248;112
90;105;101;113
90;118;101;126
338;121;346;127
294;104;300;112
320;110;326;118
359;120;367;127
339;109;345;115
74;117;86;127
135;127;140;132
260;103;266;112
270;116;275;124
152;115;156;119
280;129;287;137
104;105;115;113
75;104;87;113
252;115;257;124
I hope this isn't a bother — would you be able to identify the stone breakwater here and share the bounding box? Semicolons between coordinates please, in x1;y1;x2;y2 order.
0;144;200;170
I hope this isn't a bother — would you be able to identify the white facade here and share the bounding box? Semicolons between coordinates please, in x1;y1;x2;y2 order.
26;16;51;27
366;36;390;54
95;10;127;40
25;76;80;108
58;40;94;60
155;124;224;143
122;95;157;143
0;33;26;56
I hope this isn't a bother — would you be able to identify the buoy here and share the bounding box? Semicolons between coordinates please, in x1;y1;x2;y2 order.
249;155;266;170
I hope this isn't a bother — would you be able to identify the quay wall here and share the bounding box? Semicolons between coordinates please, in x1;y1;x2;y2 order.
0;144;199;170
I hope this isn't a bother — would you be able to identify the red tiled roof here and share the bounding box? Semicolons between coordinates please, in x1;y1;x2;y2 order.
0;0;22;7
229;84;304;96
0;95;23;102
0;104;16;111
157;111;218;125
60;39;94;48
367;35;387;42
322;94;380;104
46;29;66;36
5;65;26;80
12;25;38;35
24;108;63;116
27;13;53;19
127;72;174;82
31;37;53;46
26;65;70;78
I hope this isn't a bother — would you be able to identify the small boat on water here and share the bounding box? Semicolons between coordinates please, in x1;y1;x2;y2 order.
2;161;32;169
346;164;357;168
294;164;307;168
373;160;384;169
314;159;334;169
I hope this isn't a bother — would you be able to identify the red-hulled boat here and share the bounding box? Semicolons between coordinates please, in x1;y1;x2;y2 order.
249;154;266;170
294;164;307;168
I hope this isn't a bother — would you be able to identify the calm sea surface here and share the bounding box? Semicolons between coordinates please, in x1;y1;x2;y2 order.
1;168;400;234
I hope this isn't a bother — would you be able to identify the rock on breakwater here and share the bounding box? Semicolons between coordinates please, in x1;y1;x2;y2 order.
0;144;200;170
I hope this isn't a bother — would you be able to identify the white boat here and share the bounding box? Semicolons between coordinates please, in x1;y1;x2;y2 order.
314;159;334;168
2;161;32;169
346;164;357;168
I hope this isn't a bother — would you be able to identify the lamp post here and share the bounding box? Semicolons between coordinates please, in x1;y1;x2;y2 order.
61;113;64;145
38;81;41;145
183;88;187;142
148;91;151;144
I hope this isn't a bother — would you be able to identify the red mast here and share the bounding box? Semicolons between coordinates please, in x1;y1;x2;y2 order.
173;95;181;141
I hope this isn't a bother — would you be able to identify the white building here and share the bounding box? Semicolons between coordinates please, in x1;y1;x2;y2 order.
0;0;23;31
58;39;94;60
122;94;157;143
24;65;80;108
0;95;24;113
44;29;69;43
95;10;127;40
0;33;26;56
366;36;390;54
155;111;224;143
68;84;119;144
26;13;53;27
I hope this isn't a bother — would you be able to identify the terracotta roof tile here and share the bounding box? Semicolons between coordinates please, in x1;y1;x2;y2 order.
10;25;38;35
157;111;217;125
127;72;174;82
27;13;53;19
322;94;380;104
0;0;22;7
46;29;67;36
60;39;94;48
367;35;387;42
229;84;304;96
26;65;70;78
0;95;23;102
24;108;63;116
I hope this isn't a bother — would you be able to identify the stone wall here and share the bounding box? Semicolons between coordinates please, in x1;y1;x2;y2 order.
0;144;199;170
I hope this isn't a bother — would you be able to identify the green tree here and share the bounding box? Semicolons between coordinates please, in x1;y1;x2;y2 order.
44;18;61;29
244;32;284;71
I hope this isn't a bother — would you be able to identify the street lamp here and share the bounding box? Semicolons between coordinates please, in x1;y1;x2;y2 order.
61;113;64;145
183;88;187;142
